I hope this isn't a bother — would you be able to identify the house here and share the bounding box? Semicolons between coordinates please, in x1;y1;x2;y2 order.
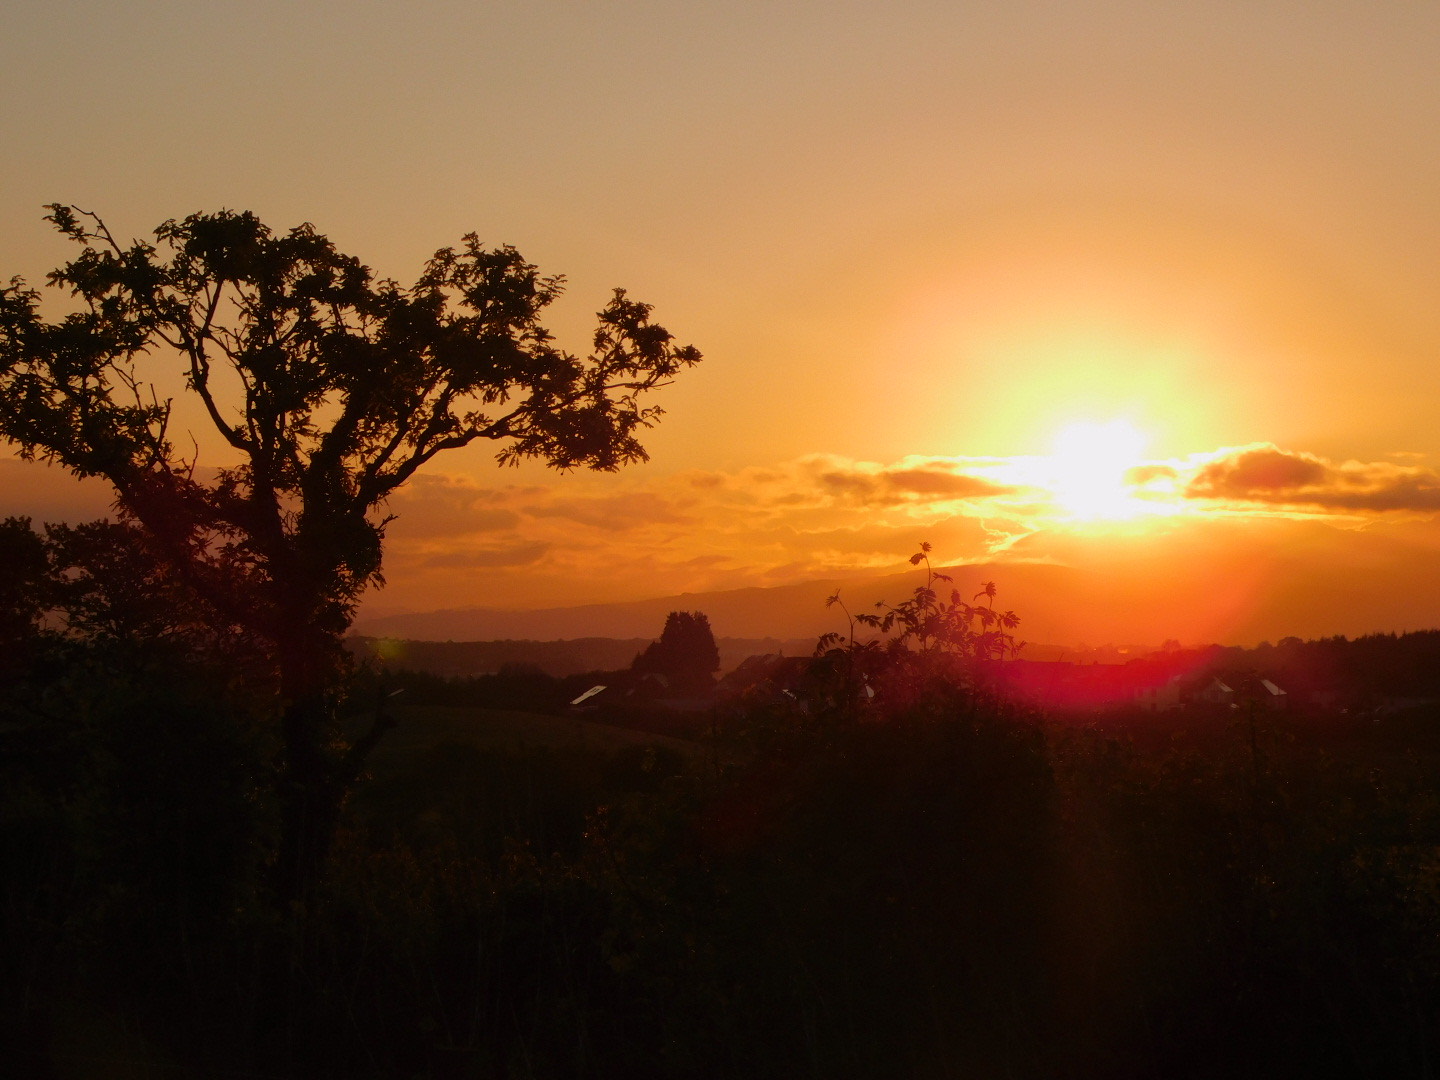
1132;674;1184;713
717;654;815;701
570;684;607;707
1197;678;1235;706
715;652;879;713
1257;678;1289;710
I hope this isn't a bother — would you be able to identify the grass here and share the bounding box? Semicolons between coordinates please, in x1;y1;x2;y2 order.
371;703;704;761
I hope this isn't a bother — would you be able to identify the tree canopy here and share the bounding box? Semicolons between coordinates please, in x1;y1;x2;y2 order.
0;205;700;642
0;205;701;897
632;610;721;695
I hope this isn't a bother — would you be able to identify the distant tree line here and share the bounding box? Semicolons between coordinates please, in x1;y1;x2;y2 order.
348;630;814;680
1123;629;1440;708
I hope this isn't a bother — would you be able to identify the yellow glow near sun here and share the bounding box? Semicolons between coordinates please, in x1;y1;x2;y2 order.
1046;419;1150;520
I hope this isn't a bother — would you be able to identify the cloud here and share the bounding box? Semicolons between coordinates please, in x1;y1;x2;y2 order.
384;473;524;538
524;491;691;530
419;541;551;570
1183;443;1440;512
1125;464;1179;486
808;455;1014;506
684;471;725;489
351;441;1440;619
1187;446;1328;495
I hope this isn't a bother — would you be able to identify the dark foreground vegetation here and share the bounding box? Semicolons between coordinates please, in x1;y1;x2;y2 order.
7;616;1440;1078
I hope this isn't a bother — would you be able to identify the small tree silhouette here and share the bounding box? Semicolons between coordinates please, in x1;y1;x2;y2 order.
631;610;720;696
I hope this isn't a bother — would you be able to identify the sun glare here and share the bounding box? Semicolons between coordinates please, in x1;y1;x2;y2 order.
1047;420;1150;520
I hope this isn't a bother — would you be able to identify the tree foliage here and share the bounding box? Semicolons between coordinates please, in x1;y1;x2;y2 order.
0;205;699;638
631;610;720;695
0;517;47;658
0;205;701;898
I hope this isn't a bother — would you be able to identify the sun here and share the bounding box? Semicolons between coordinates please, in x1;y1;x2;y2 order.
1046;419;1151;520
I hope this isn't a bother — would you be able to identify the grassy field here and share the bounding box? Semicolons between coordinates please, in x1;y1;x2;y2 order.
371;703;705;760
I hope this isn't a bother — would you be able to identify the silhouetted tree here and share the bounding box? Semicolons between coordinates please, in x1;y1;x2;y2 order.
632;610;720;695
0;517;47;643
0;205;700;901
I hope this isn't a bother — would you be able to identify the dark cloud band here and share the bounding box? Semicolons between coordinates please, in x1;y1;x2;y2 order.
1184;444;1440;512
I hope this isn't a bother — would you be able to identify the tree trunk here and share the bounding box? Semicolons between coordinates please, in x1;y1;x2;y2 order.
272;625;348;909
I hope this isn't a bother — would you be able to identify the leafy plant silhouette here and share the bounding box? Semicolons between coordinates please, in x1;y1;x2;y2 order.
819;542;1023;662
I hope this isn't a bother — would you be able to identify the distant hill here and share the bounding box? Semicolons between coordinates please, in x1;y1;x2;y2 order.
354;564;1088;642
353;577;857;642
352;560;1135;651
349;635;819;678
357;515;1440;650
356;516;1440;649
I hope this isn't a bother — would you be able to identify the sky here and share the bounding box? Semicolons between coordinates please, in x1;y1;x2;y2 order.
4;1;1440;646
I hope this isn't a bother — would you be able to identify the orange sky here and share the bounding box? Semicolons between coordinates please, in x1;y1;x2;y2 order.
4;1;1440;646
